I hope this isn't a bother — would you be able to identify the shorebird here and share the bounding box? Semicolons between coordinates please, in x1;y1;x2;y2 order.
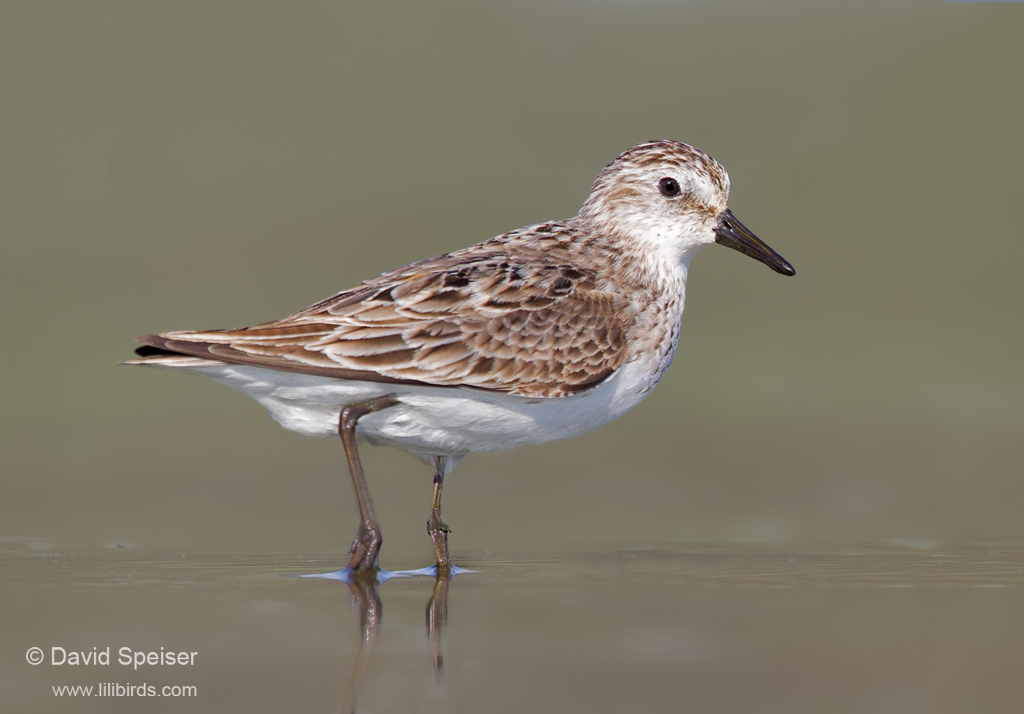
128;140;794;573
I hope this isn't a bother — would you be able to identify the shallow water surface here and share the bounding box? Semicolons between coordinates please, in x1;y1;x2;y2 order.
3;540;1023;713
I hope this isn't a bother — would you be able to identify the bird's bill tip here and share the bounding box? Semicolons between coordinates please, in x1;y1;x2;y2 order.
714;209;795;276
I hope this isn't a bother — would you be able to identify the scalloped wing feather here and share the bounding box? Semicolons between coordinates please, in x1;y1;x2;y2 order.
136;242;631;398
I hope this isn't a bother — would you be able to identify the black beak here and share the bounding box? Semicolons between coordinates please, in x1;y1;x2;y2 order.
714;209;795;276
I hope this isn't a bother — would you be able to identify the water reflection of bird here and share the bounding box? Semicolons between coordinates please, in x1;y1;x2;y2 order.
341;571;451;714
342;573;381;714
128;141;794;573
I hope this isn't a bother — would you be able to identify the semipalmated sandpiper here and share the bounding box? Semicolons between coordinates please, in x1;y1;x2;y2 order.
128;140;795;573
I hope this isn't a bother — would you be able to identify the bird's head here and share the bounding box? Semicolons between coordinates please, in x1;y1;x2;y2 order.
580;140;794;276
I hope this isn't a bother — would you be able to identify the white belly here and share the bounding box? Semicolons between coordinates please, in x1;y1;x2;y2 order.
173;356;665;457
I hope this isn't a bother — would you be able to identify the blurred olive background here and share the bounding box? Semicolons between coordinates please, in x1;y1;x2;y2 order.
2;0;1023;566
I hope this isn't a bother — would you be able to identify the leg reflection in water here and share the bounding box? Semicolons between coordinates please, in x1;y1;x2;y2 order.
343;573;383;714
330;566;466;713
426;572;449;673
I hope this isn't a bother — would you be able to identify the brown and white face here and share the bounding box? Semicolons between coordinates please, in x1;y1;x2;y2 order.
581;140;794;276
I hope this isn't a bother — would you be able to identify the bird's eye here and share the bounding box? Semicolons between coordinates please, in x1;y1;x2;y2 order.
658;177;680;197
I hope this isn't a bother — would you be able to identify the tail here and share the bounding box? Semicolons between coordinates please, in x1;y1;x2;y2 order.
122;334;228;368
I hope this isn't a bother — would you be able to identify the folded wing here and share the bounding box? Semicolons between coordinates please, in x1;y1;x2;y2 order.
134;248;631;398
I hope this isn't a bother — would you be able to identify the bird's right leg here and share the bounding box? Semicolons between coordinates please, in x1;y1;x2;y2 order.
338;395;400;572
426;470;451;574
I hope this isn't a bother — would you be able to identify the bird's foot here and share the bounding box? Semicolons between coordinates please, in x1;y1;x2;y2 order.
347;521;382;573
